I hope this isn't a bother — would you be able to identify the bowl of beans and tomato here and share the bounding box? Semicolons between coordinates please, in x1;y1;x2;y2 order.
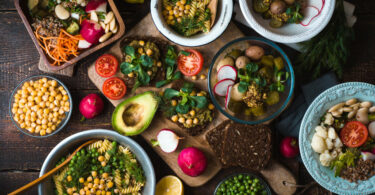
9;75;72;137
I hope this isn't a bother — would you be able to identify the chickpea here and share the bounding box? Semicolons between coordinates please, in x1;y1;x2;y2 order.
168;15;174;20
101;161;107;167
137;47;144;54
127;72;134;78
177;17;182;23
193;118;199;124
189;110;196;116
67;175;73;182
178;117;185;123
171;100;177;106
147;70;153;76
186;119;193;125
94;178;100;185
146;49;153;56
46;128;52;134
166;5;172;10
106;181;114;188
40;130;46;136
200;74;206;80
102;173;109;178
181;0;186;4
98;156;105;162
67;188;74;194
208;103;215;110
171;115;178;122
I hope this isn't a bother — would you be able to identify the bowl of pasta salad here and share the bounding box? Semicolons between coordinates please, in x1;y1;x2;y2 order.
150;0;233;47
38;129;155;195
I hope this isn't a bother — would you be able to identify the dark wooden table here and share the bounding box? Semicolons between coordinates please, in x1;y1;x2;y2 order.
1;0;375;194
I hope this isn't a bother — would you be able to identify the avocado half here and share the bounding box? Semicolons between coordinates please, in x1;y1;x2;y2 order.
112;91;159;136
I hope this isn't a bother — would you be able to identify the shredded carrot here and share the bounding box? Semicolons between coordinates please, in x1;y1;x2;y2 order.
34;26;83;66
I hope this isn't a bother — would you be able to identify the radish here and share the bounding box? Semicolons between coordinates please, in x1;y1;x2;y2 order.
78;39;92;49
80;20;104;44
213;79;235;96
225;84;233;110
85;0;107;13
217;65;237;82
79;94;104;120
280;137;299;158
151;129;182;153
178;147;207;177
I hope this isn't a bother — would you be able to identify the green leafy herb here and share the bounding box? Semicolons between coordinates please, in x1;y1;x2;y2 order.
162;82;208;115
286;2;304;24
330;149;359;177
156;46;182;88
296;0;354;79
97;12;106;20
180;50;191;56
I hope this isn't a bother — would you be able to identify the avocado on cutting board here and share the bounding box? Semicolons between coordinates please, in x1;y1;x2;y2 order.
87;14;297;189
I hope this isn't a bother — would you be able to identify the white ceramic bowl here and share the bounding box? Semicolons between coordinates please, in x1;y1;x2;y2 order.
38;129;155;195
150;0;233;47
239;0;335;43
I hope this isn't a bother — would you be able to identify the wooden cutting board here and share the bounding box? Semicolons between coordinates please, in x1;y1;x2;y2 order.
88;13;297;192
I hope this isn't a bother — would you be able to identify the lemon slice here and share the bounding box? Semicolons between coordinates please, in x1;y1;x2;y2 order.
156;175;184;195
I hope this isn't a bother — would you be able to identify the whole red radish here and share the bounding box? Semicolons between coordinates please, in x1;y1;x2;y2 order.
280;137;299;158
178;147;206;177
79;94;104;120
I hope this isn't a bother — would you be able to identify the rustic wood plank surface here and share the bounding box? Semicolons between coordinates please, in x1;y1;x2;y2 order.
0;0;374;194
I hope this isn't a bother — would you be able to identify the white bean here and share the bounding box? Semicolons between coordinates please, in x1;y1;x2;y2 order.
100;22;106;30
348;111;356;119
331;111;342;118
360;101;372;108
90;11;98;22
99;32;112;43
328;103;345;113
356;107;369;124
370;106;375;113
55;5;70;20
109;18;116;31
343;107;353;112
369;121;375;139
105;23;110;33
350;103;360;108
345;98;357;105
111;24;118;33
104;11;114;24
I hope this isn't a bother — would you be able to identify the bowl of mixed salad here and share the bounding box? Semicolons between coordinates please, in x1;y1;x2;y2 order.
238;0;335;43
150;0;233;47
300;82;375;194
208;36;294;125
15;0;125;71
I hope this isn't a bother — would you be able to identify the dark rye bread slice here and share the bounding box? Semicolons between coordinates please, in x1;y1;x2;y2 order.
221;123;272;171
205;120;233;163
119;36;168;89
167;80;214;136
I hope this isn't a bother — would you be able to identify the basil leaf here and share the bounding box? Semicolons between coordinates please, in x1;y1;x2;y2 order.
181;82;194;93
176;104;189;114
124;46;135;59
140;55;153;68
156;80;170;88
190;96;208;109
137;66;150;85
172;71;182;80
166;66;174;80
238;82;249;93
165;58;176;68
164;88;180;99
120;62;136;74
180;50;190;56
181;96;188;105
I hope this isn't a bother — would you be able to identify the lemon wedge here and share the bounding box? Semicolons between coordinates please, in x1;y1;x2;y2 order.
156;175;184;195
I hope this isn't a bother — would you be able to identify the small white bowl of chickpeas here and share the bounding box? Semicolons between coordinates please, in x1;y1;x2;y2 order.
9;75;73;137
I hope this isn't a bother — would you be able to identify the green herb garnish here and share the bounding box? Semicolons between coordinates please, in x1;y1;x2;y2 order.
156;46;182;88
286;2;304;24
330;149;359;177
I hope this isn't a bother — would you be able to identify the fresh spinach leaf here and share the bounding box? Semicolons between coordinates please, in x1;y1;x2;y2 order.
190;96;208;109
164;88;180;99
120;62;136;74
180;50;190;56
238;81;249;93
176;104;189;114
124;46;136;59
140;55;153;68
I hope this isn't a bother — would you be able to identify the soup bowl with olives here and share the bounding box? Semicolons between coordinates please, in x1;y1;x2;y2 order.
208;37;294;124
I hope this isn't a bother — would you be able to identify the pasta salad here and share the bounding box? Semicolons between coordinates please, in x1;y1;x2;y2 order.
162;0;212;37
53;139;145;195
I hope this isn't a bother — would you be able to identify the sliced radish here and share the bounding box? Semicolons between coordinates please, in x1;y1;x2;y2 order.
78;39;92;49
85;0;107;13
217;65;237;82
213;79;235;97
225;84;233;109
151;129;182;153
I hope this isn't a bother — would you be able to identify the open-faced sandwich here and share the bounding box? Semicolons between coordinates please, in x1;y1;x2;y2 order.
206;120;272;170
161;81;215;136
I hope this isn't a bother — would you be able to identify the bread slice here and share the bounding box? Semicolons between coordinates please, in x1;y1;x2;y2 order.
205;120;232;164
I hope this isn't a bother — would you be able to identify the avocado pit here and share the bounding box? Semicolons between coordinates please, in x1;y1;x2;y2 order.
122;103;144;126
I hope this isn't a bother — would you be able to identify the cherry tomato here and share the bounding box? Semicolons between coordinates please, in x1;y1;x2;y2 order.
178;49;204;76
340;121;368;148
102;77;126;100
95;54;118;78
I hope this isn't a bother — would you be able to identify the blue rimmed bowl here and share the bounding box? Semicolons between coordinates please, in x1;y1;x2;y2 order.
208;36;295;125
9;75;73;138
299;82;375;195
38;129;156;195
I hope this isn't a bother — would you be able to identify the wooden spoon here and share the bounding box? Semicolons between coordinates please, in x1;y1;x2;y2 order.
8;139;98;195
207;0;218;27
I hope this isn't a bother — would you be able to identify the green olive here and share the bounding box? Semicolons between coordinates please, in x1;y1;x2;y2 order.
259;66;273;79
251;106;265;117
266;91;280;105
269;18;284;28
226;49;242;60
253;0;270;13
260;55;274;67
274;57;284;70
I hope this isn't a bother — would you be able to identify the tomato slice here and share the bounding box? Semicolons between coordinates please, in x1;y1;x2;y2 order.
95;54;118;78
340;121;368;148
178;49;204;76
102;77;126;100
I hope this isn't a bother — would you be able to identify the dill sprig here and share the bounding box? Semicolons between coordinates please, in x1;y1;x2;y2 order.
295;0;354;79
